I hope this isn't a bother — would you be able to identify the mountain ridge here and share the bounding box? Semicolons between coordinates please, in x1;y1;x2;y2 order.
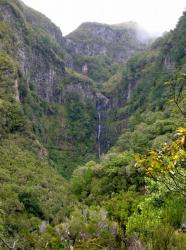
65;20;151;64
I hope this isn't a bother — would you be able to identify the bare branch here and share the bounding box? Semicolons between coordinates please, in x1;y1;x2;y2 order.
0;235;18;250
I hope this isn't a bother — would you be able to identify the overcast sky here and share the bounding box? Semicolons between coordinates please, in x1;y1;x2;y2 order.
23;0;185;36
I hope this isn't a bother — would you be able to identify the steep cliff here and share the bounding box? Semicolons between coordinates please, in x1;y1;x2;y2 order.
0;0;67;102
64;22;152;83
66;21;150;62
95;11;186;154
0;0;98;177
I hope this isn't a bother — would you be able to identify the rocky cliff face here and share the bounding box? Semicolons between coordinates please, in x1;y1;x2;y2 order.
65;22;150;63
0;0;98;176
95;78;138;155
0;0;66;102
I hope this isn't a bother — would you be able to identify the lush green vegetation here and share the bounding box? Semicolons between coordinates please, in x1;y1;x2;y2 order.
62;11;186;249
71;54;120;83
0;1;185;249
0;140;70;249
96;12;186;153
0;0;98;178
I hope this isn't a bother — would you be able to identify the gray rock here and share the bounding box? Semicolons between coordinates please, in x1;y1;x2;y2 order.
65;22;150;63
39;221;49;233
181;221;186;232
127;238;144;250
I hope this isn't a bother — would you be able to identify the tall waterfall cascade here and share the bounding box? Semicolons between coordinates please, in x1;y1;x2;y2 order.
97;112;101;159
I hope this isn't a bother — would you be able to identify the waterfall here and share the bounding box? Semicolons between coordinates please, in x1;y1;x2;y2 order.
97;111;101;159
96;92;109;159
14;79;20;102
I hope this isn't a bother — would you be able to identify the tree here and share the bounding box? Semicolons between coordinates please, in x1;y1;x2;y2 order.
136;74;186;197
136;127;186;197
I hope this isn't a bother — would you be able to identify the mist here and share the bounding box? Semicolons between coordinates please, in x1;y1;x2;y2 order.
23;0;185;36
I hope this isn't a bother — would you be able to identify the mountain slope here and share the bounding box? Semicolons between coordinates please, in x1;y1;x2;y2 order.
0;0;155;177
0;1;186;249
64;21;152;83
93;11;186;155
66;11;186;249
66;21;150;62
0;0;99;177
0;40;70;249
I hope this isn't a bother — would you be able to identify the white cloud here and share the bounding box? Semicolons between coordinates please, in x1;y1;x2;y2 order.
22;0;185;35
